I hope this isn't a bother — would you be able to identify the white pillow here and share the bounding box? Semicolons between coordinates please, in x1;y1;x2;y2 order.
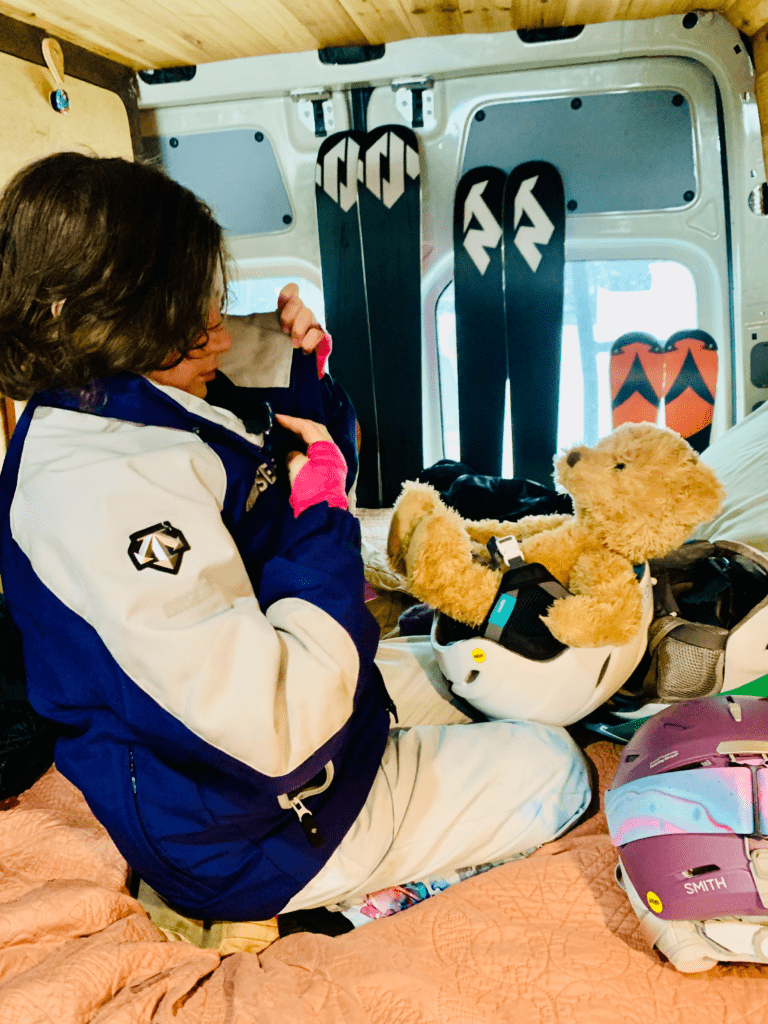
693;402;768;551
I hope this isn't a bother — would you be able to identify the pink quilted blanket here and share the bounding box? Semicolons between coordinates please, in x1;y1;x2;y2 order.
1;743;766;1024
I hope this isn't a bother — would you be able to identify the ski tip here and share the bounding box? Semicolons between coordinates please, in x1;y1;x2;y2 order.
664;328;718;352
610;332;663;355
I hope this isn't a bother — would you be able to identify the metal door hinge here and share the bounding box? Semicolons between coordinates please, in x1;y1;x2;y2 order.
391;77;435;131
291;88;336;137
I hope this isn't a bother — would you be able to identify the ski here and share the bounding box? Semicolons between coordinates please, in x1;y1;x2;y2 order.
662;329;718;452
503;162;565;487
315;130;381;507
609;332;665;427
453;165;507;476
357;125;423;507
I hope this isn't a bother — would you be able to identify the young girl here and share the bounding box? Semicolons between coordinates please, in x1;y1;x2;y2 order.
0;151;590;922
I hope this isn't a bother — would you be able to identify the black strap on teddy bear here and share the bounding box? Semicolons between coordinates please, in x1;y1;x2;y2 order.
480;559;570;661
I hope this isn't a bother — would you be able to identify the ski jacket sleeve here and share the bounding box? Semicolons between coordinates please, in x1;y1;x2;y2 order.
11;408;373;785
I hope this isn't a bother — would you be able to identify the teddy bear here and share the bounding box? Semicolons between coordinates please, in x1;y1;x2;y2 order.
387;422;725;648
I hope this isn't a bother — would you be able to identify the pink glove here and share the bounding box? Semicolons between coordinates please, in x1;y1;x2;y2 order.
289;440;348;517
315;329;332;379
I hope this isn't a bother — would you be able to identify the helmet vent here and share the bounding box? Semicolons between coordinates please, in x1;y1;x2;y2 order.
625;754;640;762
664;760;710;773
594;655;611;690
684;864;720;877
464;670;479;684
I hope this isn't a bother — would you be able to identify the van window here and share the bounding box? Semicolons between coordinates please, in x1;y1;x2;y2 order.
227;277;325;323
437;258;698;474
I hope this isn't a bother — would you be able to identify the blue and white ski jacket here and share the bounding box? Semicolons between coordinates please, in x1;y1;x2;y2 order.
0;319;391;920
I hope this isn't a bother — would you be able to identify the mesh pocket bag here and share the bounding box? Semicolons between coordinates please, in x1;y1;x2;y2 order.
582;539;768;743
643;539;768;701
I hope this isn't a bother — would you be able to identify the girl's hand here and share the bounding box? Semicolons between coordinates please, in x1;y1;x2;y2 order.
277;283;324;354
277;284;332;379
276;413;333;485
275;413;348;515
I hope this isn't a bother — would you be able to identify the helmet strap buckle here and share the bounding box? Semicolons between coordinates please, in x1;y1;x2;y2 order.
487;534;524;570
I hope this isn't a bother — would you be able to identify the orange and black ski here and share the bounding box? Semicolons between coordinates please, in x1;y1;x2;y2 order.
610;332;665;427
662;329;718;452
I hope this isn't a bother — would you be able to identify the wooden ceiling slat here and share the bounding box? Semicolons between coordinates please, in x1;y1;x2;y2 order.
145;0;331;61
212;0;320;55
279;0;370;47
405;1;465;38
458;5;514;35
103;0;291;63
131;0;280;62
335;0;427;45
0;0;152;66
0;0;764;70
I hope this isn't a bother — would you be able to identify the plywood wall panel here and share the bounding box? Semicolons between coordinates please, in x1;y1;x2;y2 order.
0;49;132;189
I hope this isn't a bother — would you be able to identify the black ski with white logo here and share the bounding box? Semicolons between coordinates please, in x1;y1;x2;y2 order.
357;125;422;507
503;162;565;487
315;130;380;507
453;166;507;476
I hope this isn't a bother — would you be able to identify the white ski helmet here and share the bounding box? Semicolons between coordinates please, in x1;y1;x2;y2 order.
431;553;653;727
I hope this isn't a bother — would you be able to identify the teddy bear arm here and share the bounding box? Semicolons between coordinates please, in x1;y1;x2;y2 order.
543;587;643;647
387;482;444;576
544;550;643;647
568;549;637;593
518;523;587;587
406;513;502;627
464;513;573;547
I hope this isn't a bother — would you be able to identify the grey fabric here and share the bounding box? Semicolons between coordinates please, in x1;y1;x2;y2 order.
694;403;768;551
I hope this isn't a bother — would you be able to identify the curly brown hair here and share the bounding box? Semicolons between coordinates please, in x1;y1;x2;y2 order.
0;151;229;399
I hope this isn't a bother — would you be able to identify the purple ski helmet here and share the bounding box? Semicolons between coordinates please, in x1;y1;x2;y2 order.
606;694;768;921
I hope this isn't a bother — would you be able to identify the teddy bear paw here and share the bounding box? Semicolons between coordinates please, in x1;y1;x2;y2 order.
544;594;642;648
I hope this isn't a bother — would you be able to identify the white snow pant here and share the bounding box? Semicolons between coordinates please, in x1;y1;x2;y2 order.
280;635;591;913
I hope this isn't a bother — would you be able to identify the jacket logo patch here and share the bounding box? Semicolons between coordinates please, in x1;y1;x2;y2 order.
246;463;278;511
128;521;190;575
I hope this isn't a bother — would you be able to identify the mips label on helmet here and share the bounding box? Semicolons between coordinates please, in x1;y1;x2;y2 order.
647;891;664;913
471;648;486;663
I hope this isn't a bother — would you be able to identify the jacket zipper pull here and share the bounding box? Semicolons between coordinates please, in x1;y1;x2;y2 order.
375;668;398;723
289;795;325;848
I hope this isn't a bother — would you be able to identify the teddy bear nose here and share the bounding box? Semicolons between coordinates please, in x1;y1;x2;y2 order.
566;450;582;467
